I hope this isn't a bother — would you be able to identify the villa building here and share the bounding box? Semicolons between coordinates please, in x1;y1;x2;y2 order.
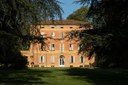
21;20;95;67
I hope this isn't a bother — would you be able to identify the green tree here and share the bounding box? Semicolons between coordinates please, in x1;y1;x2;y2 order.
67;6;89;21
0;0;63;68
76;0;128;68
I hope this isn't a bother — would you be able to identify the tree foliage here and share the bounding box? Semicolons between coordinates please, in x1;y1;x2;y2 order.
76;0;128;68
0;0;63;36
67;6;88;21
0;0;63;69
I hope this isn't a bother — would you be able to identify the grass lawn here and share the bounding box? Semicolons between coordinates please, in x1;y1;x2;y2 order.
0;68;128;85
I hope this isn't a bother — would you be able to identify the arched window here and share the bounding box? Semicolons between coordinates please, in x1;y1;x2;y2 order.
60;55;65;66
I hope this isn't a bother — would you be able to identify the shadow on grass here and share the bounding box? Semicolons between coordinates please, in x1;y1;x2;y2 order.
64;68;128;85
0;68;51;85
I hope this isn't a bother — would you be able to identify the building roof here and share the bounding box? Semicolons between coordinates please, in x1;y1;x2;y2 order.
39;20;89;25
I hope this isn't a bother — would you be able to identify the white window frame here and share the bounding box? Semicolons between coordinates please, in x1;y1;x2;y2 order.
60;32;64;39
69;32;73;39
78;33;82;38
60;44;64;53
40;56;45;63
50;44;55;51
51;32;55;38
41;45;46;51
41;32;45;37
70;56;75;63
80;56;84;63
78;44;82;51
69;44;73;51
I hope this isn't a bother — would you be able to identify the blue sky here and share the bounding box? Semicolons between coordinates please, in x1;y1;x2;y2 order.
59;0;82;19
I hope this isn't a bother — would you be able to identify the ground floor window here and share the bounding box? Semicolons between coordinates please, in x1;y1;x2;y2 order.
51;56;55;63
70;56;74;63
60;55;65;66
40;56;45;63
80;56;84;63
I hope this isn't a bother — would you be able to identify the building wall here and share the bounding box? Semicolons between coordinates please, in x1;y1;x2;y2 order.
21;24;95;67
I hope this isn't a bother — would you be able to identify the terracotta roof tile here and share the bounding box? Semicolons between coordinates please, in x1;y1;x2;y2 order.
39;20;89;25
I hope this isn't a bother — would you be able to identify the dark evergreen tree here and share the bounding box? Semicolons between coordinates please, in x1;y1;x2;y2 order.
76;0;128;68
0;0;63;69
67;6;89;21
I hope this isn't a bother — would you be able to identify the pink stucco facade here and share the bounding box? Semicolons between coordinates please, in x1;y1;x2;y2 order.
21;20;95;67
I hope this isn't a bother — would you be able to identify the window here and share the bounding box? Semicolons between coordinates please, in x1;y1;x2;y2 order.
60;44;64;53
78;44;82;51
50;44;55;51
78;33;82;38
41;45;46;51
70;56;74;63
40;26;44;29
51;32;55;38
70;27;73;29
40;56;45;63
21;40;30;50
41;32;45;37
79;26;82;28
69;32;73;39
51;56;55;63
40;25;44;28
69;44;73;51
51;27;54;28
60;32;64;39
80;56;84;63
60;56;65;65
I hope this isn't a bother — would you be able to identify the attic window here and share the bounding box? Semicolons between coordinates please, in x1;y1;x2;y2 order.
70;27;73;28
40;25;44;28
79;27;82;28
51;27;54;28
41;27;44;28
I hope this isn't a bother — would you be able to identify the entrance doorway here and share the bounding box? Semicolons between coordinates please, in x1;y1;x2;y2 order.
59;55;65;67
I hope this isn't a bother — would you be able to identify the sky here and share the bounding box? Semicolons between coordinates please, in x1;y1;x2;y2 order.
59;0;82;19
